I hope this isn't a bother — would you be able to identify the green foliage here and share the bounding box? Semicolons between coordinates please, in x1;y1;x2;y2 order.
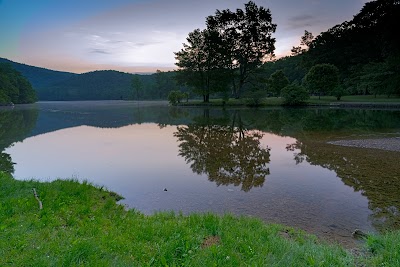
261;55;307;83
155;70;185;99
0;152;14;174
281;83;309;105
268;70;290;96
0;63;37;104
168;90;185;106
304;0;400;95
331;86;347;100
304;64;339;99
0;57;75;93
244;89;267;107
175;29;230;102
365;231;400;266
0;58;187;101
359;56;400;97
206;1;277;98
2;171;400;266
131;74;143;100
176;1;277;101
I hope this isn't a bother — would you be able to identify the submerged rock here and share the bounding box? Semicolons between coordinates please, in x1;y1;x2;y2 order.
352;229;368;239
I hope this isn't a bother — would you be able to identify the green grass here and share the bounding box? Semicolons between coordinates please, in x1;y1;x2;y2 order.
1;172;399;266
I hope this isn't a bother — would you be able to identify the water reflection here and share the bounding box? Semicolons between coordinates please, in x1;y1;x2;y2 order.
2;102;400;246
289;140;400;232
174;113;270;192
0;106;38;173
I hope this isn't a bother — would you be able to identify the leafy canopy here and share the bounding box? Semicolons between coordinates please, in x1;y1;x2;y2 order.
268;70;289;96
281;83;309;106
0;63;37;104
304;63;339;98
175;1;277;101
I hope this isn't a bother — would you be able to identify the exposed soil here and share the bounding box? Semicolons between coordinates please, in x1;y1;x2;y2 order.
201;236;221;248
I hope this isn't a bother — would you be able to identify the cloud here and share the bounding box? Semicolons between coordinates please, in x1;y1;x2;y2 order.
286;14;320;30
90;49;111;54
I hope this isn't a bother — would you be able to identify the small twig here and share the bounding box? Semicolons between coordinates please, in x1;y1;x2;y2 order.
32;188;43;210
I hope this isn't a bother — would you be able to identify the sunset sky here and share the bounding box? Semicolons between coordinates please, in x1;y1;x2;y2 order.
0;0;368;73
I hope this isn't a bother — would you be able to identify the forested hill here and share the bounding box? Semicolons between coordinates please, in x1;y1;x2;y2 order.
0;63;37;104
38;70;182;101
261;0;400;97
0;58;182;101
0;58;76;90
40;70;140;101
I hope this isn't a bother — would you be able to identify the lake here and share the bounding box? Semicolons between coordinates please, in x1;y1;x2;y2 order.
2;101;400;247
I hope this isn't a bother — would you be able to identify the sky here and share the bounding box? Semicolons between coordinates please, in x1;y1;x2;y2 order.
0;0;369;74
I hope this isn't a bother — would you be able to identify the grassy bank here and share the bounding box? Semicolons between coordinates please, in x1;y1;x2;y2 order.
178;95;400;107
1;172;399;266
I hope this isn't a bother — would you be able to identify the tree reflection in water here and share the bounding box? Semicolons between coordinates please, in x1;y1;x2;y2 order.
286;139;400;232
0;107;38;174
174;112;271;192
0;152;14;174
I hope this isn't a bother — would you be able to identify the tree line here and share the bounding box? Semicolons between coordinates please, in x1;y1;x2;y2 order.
172;0;400;104
0;63;37;105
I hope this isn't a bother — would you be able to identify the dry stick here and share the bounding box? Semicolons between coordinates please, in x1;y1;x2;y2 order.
32;188;43;210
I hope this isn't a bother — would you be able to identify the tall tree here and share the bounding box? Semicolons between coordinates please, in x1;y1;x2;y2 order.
174;29;230;102
291;30;314;56
304;64;339;99
268;70;289;96
206;1;277;98
131;75;142;100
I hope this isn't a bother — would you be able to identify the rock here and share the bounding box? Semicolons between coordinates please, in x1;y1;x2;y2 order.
163;188;167;192
352;229;367;239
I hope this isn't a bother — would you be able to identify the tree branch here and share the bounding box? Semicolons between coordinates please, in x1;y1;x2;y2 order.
32;188;43;210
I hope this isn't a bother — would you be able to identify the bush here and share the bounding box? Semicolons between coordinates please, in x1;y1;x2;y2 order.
304;63;339;99
245;89;266;107
331;86;347;100
167;90;185;106
281;84;309;105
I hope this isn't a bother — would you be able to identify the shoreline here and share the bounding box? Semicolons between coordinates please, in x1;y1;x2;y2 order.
328;137;400;153
1;172;399;266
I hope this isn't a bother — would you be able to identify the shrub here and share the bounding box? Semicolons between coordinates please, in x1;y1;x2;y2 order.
281;83;309;105
167;90;184;106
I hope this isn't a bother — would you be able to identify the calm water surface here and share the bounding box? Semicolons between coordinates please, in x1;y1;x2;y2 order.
2;101;400;247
